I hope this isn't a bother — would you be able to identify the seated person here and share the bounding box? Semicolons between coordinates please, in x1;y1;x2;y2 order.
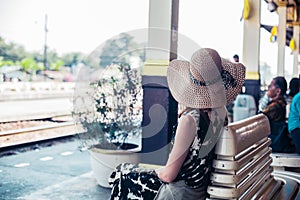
288;77;300;154
262;76;295;153
286;77;299;118
109;48;246;199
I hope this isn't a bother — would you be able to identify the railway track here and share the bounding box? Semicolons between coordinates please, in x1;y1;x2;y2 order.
0;96;82;147
0;117;84;148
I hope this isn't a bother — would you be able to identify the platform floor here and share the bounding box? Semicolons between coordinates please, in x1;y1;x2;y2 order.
0;136;111;200
20;171;111;200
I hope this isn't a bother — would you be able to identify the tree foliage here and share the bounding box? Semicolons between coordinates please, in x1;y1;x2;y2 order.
0;35;90;71
99;33;145;68
21;58;43;72
61;52;86;67
0;36;28;62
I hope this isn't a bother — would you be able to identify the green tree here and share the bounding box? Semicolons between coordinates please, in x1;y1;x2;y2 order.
0;56;15;67
50;60;64;71
0;36;28;62
0;35;95;76
99;33;144;68
21;58;43;72
61;52;86;67
47;51;59;65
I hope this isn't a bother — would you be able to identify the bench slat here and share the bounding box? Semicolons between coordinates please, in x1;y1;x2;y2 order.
207;113;300;199
215;114;270;157
211;151;272;185
213;141;271;171
208;167;273;198
250;177;282;200
271;153;300;169
273;175;299;200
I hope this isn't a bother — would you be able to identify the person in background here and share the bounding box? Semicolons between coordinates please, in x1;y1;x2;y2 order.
262;76;295;153
226;54;241;122
286;77;299;118
233;54;239;62
288;76;300;154
109;48;246;200
287;77;300;98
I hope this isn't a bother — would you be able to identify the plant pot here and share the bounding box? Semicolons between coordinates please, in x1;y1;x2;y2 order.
89;143;140;188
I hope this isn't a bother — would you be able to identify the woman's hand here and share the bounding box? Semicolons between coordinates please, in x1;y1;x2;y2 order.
156;167;175;183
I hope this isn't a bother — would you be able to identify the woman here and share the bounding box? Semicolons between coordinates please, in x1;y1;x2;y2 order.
288;77;300;154
286;77;299;118
262;76;295;153
287;77;300;99
109;48;246;199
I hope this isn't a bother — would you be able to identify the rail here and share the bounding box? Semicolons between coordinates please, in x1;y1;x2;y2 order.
0;119;83;148
0;96;79;147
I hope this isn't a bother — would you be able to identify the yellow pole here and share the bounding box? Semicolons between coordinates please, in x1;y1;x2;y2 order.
277;1;287;76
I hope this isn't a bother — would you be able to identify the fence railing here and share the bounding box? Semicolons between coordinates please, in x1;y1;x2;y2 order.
0;82;75;100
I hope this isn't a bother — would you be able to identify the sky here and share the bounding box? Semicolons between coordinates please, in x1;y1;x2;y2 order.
0;0;295;79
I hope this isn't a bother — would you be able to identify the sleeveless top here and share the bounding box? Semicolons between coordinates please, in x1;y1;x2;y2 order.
172;108;225;188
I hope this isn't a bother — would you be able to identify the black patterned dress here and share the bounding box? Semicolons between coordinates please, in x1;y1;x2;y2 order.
109;108;226;200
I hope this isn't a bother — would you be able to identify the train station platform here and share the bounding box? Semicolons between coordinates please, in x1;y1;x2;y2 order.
20;171;111;200
1;114;299;199
0;136;111;200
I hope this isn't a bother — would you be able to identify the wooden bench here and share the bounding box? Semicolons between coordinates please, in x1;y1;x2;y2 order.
271;153;300;172
207;114;300;200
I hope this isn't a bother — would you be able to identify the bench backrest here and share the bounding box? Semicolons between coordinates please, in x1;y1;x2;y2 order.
207;113;300;200
214;113;270;157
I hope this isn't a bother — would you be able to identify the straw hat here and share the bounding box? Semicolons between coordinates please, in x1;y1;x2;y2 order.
167;48;246;109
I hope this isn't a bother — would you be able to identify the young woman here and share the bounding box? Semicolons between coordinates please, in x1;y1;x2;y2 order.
109;48;246;199
286;77;299;118
288;76;300;154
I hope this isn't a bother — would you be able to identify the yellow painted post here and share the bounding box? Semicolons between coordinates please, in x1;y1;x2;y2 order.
141;0;179;165
293;22;300;77
242;0;261;108
277;1;287;76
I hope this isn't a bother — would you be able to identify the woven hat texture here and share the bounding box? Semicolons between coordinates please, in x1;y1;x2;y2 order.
167;48;246;109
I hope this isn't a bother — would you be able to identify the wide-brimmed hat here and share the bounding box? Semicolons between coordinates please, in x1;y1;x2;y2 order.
167;48;246;109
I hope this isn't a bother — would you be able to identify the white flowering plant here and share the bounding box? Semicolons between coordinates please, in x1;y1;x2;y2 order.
74;63;142;150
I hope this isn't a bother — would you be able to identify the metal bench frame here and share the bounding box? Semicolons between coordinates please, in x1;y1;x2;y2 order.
207;114;300;200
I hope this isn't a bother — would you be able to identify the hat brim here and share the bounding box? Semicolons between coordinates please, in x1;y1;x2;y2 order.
221;58;246;105
167;59;245;109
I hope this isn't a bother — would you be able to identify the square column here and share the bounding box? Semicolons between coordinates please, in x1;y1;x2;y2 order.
293;23;300;77
277;1;287;76
141;0;179;165
242;0;261;108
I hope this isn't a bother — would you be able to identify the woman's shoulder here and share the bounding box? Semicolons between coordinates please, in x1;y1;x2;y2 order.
182;108;200;116
293;92;300;100
182;108;200;119
181;109;200;125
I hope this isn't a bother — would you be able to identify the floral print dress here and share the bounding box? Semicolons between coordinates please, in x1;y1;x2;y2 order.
109;108;226;200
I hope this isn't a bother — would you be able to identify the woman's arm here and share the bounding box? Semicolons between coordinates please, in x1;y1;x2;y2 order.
156;115;196;182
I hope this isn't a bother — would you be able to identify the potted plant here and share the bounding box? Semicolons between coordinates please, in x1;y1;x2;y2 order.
73;63;142;188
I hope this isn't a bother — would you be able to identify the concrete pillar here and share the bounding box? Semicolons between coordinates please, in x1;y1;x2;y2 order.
242;0;261;109
293;23;300;77
277;1;287;76
141;0;179;165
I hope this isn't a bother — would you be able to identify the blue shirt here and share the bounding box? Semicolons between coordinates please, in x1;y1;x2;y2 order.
288;92;300;132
